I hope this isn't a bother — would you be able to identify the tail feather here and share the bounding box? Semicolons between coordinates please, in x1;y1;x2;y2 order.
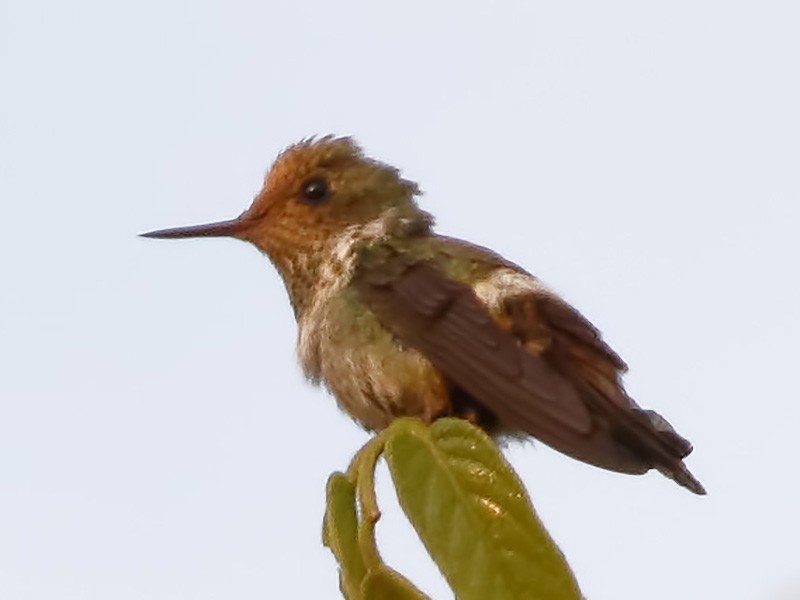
659;462;707;495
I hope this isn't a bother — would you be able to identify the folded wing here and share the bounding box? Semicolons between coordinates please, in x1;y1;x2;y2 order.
354;254;705;494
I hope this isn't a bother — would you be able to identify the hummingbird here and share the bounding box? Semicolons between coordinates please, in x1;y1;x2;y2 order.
142;136;705;495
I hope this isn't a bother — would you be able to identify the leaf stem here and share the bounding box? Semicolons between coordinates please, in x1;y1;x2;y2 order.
346;430;389;570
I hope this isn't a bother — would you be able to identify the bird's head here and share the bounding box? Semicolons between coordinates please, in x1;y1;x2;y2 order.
142;136;431;314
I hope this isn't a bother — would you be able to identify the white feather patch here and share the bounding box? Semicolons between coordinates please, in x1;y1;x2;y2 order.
472;268;549;310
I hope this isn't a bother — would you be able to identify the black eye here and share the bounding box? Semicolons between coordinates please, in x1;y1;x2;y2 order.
300;178;330;203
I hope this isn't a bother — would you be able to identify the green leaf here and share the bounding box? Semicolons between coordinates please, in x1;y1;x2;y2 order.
361;566;431;600
323;472;367;600
384;418;582;600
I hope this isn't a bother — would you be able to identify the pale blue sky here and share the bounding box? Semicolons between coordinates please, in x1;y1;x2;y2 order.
1;1;799;598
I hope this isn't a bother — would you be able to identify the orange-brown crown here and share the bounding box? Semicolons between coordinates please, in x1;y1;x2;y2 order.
245;136;419;222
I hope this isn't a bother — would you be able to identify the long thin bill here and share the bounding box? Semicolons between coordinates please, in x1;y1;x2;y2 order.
140;218;243;239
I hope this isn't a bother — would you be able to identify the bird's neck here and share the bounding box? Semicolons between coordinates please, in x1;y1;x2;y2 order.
275;207;433;320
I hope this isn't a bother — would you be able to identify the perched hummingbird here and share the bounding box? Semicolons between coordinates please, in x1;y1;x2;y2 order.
143;136;705;494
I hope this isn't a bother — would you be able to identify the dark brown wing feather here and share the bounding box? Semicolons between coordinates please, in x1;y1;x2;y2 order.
508;293;704;493
354;255;705;495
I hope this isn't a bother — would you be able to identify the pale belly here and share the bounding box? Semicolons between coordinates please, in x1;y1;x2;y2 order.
296;289;450;431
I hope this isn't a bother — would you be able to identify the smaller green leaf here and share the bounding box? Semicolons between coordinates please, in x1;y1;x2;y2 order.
361;566;431;600
323;472;367;600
